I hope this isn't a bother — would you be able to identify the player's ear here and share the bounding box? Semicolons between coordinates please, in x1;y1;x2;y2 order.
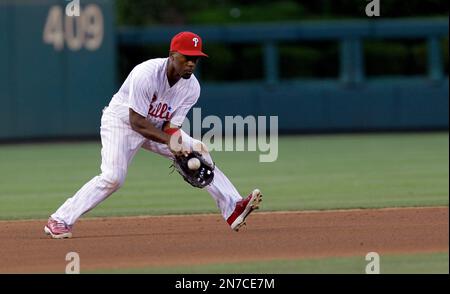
169;52;176;61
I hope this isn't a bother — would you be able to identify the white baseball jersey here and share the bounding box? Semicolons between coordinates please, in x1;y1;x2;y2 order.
108;58;200;128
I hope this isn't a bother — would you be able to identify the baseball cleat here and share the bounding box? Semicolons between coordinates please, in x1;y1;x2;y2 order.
44;218;73;239
227;189;262;231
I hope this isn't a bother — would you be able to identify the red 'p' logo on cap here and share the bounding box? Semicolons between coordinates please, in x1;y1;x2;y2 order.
170;32;208;57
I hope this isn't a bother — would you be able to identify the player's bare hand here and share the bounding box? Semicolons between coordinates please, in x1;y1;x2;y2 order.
168;132;191;156
192;140;209;154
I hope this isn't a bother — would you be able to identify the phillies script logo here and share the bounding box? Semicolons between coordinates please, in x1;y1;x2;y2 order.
148;94;172;120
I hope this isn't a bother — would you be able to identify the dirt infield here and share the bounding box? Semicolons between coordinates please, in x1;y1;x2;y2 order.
0;207;448;273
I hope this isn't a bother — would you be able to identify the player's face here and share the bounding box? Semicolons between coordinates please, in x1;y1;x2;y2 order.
171;53;200;79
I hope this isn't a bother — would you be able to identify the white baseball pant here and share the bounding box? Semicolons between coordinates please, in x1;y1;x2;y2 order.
51;109;242;226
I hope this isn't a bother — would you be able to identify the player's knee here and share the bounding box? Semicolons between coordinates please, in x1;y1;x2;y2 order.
99;171;126;191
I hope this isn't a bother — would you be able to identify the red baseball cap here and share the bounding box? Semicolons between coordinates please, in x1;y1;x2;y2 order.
170;31;208;57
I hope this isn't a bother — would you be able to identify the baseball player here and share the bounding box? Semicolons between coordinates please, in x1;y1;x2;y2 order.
44;31;262;239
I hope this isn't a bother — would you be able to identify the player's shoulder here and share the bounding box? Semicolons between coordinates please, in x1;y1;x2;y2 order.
132;58;166;78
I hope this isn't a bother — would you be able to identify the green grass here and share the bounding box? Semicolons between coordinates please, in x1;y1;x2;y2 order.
0;133;448;220
88;252;449;274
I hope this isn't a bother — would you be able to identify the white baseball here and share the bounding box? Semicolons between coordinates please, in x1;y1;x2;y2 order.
187;158;201;170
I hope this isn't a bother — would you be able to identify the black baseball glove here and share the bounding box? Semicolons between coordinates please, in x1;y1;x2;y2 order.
172;151;215;188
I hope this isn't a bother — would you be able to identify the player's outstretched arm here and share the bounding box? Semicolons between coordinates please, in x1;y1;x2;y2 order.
129;108;189;156
129;108;170;144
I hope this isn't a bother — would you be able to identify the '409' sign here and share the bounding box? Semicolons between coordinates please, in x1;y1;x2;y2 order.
43;2;103;51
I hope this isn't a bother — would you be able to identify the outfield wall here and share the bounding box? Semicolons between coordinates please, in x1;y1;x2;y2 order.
194;78;448;133
0;3;448;140
0;0;116;140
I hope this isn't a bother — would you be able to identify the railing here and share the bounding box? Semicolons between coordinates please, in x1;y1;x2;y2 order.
117;18;449;84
